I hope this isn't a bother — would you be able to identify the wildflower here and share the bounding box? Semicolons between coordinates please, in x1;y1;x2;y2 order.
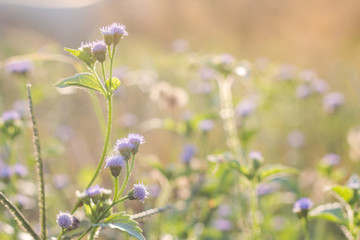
105;154;126;177
213;219;233;231
127;133;145;154
1;111;20;123
12;163;27;177
311;79;328;93
198;119;214;132
56;211;73;229
321;153;341;166
181;144;197;164
0;166;12;181
115;138;134;160
100;26;114;46
249;151;264;170
236;99;256;118
92;40;107;63
323;92;344;114
5;59;33;75
347;174;360;190
128;182;150;203
78;42;96;67
77;185;111;204
68;216;80;231
293;198;313;218
101;23;128;45
52;174;70;190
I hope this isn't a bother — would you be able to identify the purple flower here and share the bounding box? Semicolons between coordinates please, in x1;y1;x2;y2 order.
296;84;312;99
299;69;317;82
218;54;235;65
1;111;20;123
347;174;360;190
181;144;197;164
105;155;126;177
311;79;328;93
236;99;256;118
287;130;305;149
321;153;341;166
293;198;313;214
5;60;33;75
276;64;296;81
198;119;214;132
129;182;150;203
127;133;145;154
56;211;73;229
257;183;275;196
101;23;128;45
85;185;103;197
0;166;12;180
12;164;27;177
92;40;107;63
323;92;344;114
213;219;233;231
52;174;70;190
115;138;134;160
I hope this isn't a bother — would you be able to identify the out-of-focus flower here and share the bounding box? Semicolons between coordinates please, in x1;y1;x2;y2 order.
323;92;344;114
150;82;188;109
347;174;360;190
128;182;150;203
198;119;214;132
321;153;341;166
181;144;197;164
5;60;33;75
257;183;276;196
235;60;252;79
120;113;138;128
12;164;27;177
287;130;305;149
236;98;256;118
1;111;20;123
148;184;161;198
311;79;328;94
52;174;70;190
105;155;126;177
171;39;189;53
213;219;233;231
293;198;313;217
296;84;312;99
56;212;73;229
0;166;12;180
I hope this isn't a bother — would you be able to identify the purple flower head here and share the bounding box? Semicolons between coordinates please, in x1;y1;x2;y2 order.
293;198;313;214
12;163;27;177
56;211;73;229
85;184;103;197
218;54;235;66
347;174;360;190
79;41;95;54
105;154;126;177
53;174;70;190
323;92;344;114
127;133;145;154
0;166;12;180
129;182;150;203
100;26;114;46
115;138;134;160
5;60;33;75
181;144;197;164
198;119;214;132
1;111;20;123
213;219;233;231
106;23;128;45
257;183;275;196
92;40;107;63
236;99;256;118
321;153;341;166
296;84;312;99
287;130;305;149
311;79;328;93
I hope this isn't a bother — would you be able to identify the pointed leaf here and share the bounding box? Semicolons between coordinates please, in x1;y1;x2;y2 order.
259;164;298;182
64;48;92;66
330;185;354;203
95;212;145;240
309;203;346;225
106;77;121;92
56;73;106;96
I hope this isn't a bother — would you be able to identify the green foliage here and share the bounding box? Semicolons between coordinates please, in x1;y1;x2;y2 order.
56;73;106;96
259;165;299;182
309;203;347;225
106;77;121;92
95;212;146;240
330;185;354;203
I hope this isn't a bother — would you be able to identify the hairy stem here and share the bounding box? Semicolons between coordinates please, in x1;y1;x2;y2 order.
0;192;40;240
118;154;135;199
27;83;47;240
113;176;119;202
250;182;261;239
217;77;245;163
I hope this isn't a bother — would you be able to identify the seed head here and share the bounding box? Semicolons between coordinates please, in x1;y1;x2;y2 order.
105;154;126;177
56;211;73;229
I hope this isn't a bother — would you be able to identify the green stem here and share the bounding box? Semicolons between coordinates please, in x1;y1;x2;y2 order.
113;176;119;202
77;196;129;240
89;227;98;240
27;83;47;240
302;217;310;240
0;192;40;240
101;62;106;82
108;45;116;93
250;182;260;240
118;154;135;198
90;68;106;95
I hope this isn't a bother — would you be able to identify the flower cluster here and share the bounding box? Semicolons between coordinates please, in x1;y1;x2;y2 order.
56;211;79;230
76;185;111;205
100;23;128;46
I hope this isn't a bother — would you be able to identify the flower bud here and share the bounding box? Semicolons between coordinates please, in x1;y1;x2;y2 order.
105;155;126;178
127;133;145;155
92;41;107;63
56;212;73;230
115;138;133;161
293;198;313;218
100;26;114;46
127;182;150;203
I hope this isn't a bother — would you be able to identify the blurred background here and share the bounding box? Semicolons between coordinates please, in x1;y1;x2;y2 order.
1;0;360;239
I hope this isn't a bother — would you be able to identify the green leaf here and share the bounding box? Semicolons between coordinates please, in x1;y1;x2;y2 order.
259;164;298;182
64;48;92;66
330;185;354;203
309;203;346;225
56;73;106;96
106;77;121;92
95;212;145;240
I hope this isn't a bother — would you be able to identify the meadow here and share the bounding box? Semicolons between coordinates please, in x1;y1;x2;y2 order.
1;1;360;240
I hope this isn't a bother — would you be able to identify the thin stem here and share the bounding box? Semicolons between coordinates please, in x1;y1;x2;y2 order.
27;83;47;240
90;68;106;95
108;45;116;93
113;176;119;202
302;217;310;240
101;62;106;82
77;196;129;240
217;76;245;163
250;182;261;240
118;154;135;198
89;227;98;240
0;192;40;240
